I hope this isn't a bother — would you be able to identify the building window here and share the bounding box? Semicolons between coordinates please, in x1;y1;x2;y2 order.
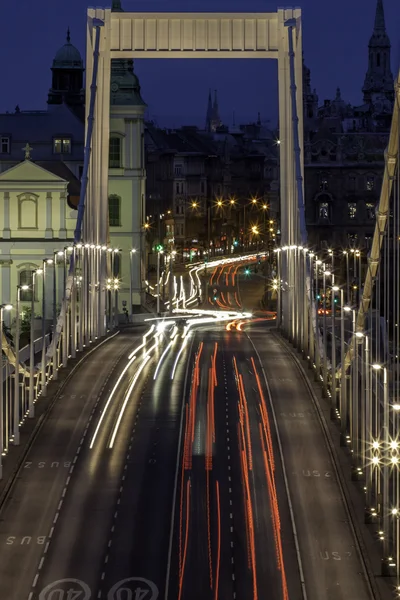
348;233;358;246
366;202;375;220
319;176;328;191
0;137;10;154
174;164;183;176
348;202;357;219
176;183;180;195
365;234;373;250
109;137;122;168
318;202;330;221
18;193;38;229
366;176;375;191
19;270;36;302
53;138;71;154
201;182;205;194
108;195;121;226
348;176;356;192
78;165;84;181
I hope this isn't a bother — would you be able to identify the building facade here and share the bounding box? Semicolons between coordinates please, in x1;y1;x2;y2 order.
303;0;393;253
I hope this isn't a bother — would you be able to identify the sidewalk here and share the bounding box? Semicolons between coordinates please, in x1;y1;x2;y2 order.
0;333;119;513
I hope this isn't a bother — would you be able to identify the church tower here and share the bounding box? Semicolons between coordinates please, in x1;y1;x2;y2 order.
302;57;318;124
211;90;222;131
362;0;394;106
47;28;85;110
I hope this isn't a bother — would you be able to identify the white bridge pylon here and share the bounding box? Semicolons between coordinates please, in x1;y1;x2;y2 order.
2;8;306;453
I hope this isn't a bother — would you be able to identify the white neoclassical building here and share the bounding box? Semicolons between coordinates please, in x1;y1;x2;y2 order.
0;19;147;316
0;147;78;325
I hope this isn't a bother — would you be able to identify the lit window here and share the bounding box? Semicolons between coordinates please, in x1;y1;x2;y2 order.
318;202;329;220
348;202;357;219
109;137;121;168
0;137;10;154
108;194;121;226
366;203;375;220
319;177;328;191
365;234;373;249
348;233;358;245
19;270;37;302
53;138;71;154
366;176;375;191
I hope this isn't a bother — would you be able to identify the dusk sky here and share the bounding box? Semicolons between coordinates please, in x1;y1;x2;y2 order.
1;0;399;127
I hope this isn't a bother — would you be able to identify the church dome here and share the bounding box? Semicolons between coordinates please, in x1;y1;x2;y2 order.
52;29;83;70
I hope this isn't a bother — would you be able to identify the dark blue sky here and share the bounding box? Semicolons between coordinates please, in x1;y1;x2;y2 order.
1;0;399;127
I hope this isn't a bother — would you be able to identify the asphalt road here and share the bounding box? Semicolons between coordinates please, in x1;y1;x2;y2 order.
166;326;303;600
0;256;374;600
206;260;374;599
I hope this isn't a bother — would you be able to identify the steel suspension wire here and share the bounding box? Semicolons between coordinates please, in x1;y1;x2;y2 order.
338;69;400;376
45;22;103;363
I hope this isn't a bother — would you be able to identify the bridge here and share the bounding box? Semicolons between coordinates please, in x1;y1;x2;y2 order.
0;4;399;600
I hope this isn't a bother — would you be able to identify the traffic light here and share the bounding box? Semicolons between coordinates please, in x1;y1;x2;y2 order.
233;240;238;247
156;244;163;252
245;268;250;275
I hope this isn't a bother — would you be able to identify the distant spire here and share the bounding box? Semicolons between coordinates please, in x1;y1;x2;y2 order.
335;87;341;100
112;0;123;12
373;0;386;32
66;27;70;43
257;112;261;126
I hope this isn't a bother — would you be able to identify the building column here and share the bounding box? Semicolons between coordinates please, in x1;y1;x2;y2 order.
59;191;67;239
3;193;10;239
0;260;12;327
45;192;53;239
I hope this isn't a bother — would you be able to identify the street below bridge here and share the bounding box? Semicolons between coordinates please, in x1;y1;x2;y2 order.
0;257;378;600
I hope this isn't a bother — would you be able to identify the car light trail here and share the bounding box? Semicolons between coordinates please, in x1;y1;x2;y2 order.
171;335;190;380
109;354;151;448
128;325;155;359
153;340;174;380
89;355;137;449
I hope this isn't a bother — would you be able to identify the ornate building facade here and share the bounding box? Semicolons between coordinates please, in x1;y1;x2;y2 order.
304;0;393;252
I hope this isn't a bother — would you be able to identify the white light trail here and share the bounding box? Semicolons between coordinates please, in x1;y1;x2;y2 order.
109;355;151;448
171;335;190;380
153;340;173;380
90;355;137;448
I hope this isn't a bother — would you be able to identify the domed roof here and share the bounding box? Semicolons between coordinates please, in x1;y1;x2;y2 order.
52;29;83;70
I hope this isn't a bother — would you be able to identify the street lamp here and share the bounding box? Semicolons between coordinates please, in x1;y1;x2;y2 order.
156;245;164;316
0;303;12;479
13;286;28;445
29;269;42;418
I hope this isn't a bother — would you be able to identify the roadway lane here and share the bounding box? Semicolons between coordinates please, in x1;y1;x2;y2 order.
167;328;303;600
0;331;143;600
97;333;193;599
247;327;373;600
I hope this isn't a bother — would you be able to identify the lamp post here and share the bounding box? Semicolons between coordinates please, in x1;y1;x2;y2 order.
0;303;13;479
156;245;164;316
331;284;339;419
168;250;176;316
40;259;53;397
341;304;351;445
29;269;42;418
13;286;28;445
130;249;137;322
322;266;331;396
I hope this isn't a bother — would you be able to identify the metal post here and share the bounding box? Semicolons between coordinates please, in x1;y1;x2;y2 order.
331;282;337;419
157;250;161;316
13;289;21;445
340;295;347;445
315;261;321;380
383;367;389;560
29;272;38;417
366;339;373;512
41;262;47;397
129;250;135;322
322;266;328;396
168;253;174;316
